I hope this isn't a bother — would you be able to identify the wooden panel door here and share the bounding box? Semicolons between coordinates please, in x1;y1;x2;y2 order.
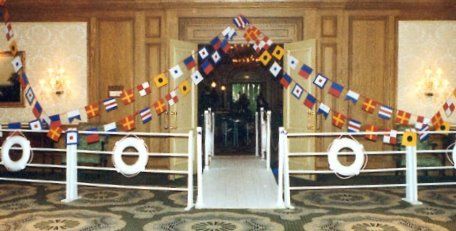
168;39;198;172
284;39;317;179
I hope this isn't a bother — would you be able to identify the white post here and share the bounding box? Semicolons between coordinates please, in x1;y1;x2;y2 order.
195;127;204;208
204;111;210;171
277;127;285;207
283;131;294;209
255;112;259;157
260;107;265;159
186;130;194;211
403;145;422;205
266;111;271;169
211;112;215;157
62;128;79;202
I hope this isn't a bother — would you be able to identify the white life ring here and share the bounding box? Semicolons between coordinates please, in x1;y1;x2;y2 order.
112;137;148;176
328;137;365;177
1;135;31;172
452;143;456;169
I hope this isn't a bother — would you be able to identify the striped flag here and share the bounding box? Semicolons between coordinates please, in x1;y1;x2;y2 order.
348;119;361;133
345;90;360;104
303;93;317;109
280;73;292;89
233;15;250;29
418;124;430;142
328;82;344;98
103;98;118;112
222;26;237;40
378;105;393;120
317;103;330;119
298;64;313;79
49;114;62;127
103;122;117;132
139;107;152;124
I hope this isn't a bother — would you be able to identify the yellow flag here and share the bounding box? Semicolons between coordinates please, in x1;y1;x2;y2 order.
272;45;285;60
401;129;417;147
259;50;272;66
179;80;191;96
436;121;450;135
153;73;168;88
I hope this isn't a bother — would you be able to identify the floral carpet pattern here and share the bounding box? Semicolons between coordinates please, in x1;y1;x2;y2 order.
0;183;455;230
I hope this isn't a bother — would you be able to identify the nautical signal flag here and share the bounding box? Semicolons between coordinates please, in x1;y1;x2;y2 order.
332;112;346;129
120;115;135;131
210;36;222;50
40;116;51;129
85;103;100;119
287;55;299;70
222;26;237;40
259;50;272;66
378;105;393;120
244;26;260;42
139;107;152;124
362;98;377;114
179;80;191;96
345;90;360;104
313;74;328;89
191;71;204;85
104;122;117;132
67;110;81;123
364;125;378;141
169;64;183;79
348;119;361;133
47;125;63;142
165;90;179;106
303;93;317;109
298;64;313;79
414;115;430;130
418;124;430;142
199;47;209;59
49;114;62;127
66;129;78;146
383;129;398;145
253;40;264;53
201;60;214;75
184;55;196;70
328;82;344;98
233;15;250;29
271;45;285;60
25;88;35;105
11;56;22;73
280;73;292;89
443;99;455;117
5;22;13;41
86;128;100;144
32;101;43;118
120;89;135;105
137;81;152;97
153;73;168;88
29;119;42;131
20;73;29;90
7;122;21;129
395;110;411;125
211;51;221;64
401;129;417;147
436;121;450;135
431;112;444;129
269;61;282;77
221;39;231;54
317;103;330;119
262;36;273;51
103;98;118;112
154;99;167;115
291;83;304;99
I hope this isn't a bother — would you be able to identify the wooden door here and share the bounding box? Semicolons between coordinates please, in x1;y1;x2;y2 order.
167;39;198;172
284;39;317;179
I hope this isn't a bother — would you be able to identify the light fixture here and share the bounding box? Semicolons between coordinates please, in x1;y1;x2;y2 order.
221;85;226;91
40;68;68;96
211;81;217;88
417;67;449;101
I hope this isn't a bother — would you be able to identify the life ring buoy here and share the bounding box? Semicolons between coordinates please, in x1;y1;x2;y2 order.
452;143;456;169
1;135;31;172
327;137;365;177
112;137;148;176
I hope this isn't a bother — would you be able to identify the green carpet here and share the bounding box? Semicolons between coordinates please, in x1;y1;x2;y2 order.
0;178;455;230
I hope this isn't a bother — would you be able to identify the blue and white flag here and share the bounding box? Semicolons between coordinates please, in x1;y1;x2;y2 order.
348;119;361;133
66;128;78;145
25;88;35;105
103;122;117;132
317;103;330;119
222;26;237;40
103;98;118;112
211;51;221;64
29;119;42;131
139;107;152;124
378;105;393;120
67;110;81;123
313;73;328;89
233;15;250;29
269;61;282;77
345;90;360;104
418;124;430;142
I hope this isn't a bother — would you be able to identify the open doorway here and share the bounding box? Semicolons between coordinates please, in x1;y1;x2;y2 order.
197;44;283;155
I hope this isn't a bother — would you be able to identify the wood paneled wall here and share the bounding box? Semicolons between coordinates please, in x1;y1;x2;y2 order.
7;0;455;169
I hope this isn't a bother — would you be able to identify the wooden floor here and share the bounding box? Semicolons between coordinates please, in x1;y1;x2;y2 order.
198;155;284;209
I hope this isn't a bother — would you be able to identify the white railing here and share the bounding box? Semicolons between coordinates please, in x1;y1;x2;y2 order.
257;108;271;169
0;127;201;210
278;128;456;209
204;109;215;170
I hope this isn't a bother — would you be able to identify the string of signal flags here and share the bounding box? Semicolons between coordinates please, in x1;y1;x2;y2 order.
233;15;455;145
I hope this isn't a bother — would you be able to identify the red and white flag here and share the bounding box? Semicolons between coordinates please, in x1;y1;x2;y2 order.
443;99;455;117
137;81;151;97
383;129;397;145
165;90;179;106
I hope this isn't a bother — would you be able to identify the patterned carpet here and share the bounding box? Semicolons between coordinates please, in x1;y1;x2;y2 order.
0;182;455;230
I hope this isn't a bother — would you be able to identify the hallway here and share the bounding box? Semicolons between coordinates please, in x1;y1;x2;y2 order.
198;156;283;209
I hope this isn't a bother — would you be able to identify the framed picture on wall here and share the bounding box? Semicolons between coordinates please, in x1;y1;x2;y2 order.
0;51;25;107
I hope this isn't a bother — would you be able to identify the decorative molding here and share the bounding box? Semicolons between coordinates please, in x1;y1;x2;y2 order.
146;17;161;38
178;17;303;43
321;16;337;38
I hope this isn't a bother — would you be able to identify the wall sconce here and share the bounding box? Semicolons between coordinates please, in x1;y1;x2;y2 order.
220;85;226;91
211;81;217;88
39;68;68;96
417;67;449;100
